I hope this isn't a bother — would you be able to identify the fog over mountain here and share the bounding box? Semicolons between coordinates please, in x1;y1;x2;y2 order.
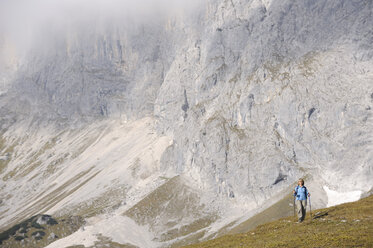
0;0;372;247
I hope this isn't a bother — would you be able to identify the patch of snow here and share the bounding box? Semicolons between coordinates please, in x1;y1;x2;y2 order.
323;186;362;207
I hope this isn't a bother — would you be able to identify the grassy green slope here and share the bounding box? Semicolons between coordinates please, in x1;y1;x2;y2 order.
184;194;373;248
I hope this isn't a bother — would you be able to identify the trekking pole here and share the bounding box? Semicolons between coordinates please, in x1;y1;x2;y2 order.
309;196;312;220
293;195;296;217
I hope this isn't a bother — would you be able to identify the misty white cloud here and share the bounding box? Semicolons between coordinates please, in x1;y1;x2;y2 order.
0;0;203;59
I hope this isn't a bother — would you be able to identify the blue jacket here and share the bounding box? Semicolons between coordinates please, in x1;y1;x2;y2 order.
294;186;309;200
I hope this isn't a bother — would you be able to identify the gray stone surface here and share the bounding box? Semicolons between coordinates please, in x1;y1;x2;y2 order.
155;0;373;207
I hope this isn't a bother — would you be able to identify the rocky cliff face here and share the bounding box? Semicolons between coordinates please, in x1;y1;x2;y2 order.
156;0;373;206
0;0;372;247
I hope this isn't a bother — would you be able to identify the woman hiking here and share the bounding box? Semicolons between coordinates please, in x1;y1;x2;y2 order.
293;178;310;223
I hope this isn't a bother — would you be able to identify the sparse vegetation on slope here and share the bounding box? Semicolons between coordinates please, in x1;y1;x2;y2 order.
184;195;373;248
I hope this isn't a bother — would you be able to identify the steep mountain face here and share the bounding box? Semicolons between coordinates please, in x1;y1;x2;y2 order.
156;0;373;200
3;23;175;120
0;0;372;247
